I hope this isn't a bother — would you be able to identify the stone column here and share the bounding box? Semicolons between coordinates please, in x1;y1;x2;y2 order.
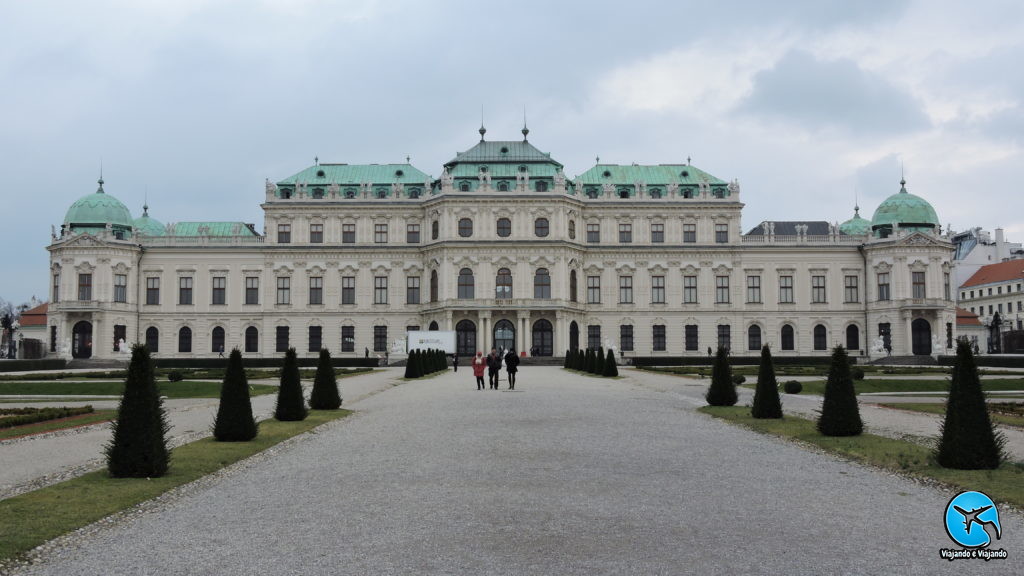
480;312;491;352
555;311;565;355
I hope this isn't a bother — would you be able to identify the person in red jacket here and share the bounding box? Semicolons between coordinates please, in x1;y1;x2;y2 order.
472;351;486;390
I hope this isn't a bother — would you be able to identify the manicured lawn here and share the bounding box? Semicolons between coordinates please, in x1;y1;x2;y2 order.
0;410;118;440
875;402;1024;428
0;409;351;562
0;381;278;399
749;378;1024;396
699;406;1024;508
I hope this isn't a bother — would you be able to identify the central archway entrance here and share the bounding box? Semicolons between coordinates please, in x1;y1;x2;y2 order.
72;321;93;359
493;319;515;353
456;320;476;357
569;321;579;351
532;319;553;356
912;318;932;355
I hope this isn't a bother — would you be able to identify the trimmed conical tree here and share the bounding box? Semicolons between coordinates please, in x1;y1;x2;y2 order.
275;348;308;421
603;349;618;377
705;346;738;406
751;345;782;419
416;348;427;376
310;348;342;410
595;346;605;375
213;348;258;441
936;340;1005;469
585;348;595;373
106;344;170;477
563;350;571;369
404;349;419;378
817;345;863;436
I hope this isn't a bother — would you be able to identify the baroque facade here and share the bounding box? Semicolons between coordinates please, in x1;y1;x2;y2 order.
47;129;956;361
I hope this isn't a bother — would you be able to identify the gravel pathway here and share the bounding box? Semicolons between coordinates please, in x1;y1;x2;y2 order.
10;367;1021;575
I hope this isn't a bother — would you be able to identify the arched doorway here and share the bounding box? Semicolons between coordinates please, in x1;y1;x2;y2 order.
569;321;579;351
493;319;515;352
532;319;553;356
846;325;860;350
428;321;439;331
912;318;932;355
145;327;159;353
456;320;476;357
72;321;93;359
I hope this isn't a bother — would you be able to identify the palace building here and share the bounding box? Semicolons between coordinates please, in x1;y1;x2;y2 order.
46;127;956;361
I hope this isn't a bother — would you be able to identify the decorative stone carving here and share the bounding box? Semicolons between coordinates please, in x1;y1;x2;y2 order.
666;183;678;198
265;179;277;197
554;169;565;190
441;167;453;189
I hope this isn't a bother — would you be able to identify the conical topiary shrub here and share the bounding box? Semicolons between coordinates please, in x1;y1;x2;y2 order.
416;348;427;376
404;349;419;378
705;346;738;406
936;339;1005;469
603;349;618;377
563;350;571;369
213;348;258;441
310;348;342;410
106;344;170;477
573;349;582;370
751;345;782;419
585;348;595;373
275;348;308;421
817;345;862;436
595;346;605;375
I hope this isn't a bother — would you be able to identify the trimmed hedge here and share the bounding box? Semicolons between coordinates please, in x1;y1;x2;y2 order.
632;356;844;367
0;406;95;429
0;359;67;373
152;357;378;369
939;355;1024;368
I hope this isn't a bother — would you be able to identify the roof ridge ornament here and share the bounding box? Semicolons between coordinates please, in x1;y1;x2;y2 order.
522;107;529;141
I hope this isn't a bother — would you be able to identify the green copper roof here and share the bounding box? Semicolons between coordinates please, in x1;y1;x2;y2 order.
133;205;166;236
277;163;431;187
575;164;726;186
168;222;258;237
64;178;134;230
445;140;562;168
871;179;939;233
448;163;562;179
839;207;871;236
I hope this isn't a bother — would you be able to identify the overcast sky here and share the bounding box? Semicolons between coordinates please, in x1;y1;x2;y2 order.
3;0;1023;305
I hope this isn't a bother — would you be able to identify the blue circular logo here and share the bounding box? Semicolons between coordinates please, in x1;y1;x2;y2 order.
944;491;1002;549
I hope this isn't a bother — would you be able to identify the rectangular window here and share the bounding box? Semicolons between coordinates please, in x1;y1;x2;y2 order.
587;325;601;349
715;275;730;304
651;223;664;243
179;277;193;305
844;275;859;303
587;223;600;243
276;277;290;305
683;223;696;243
308;326;322;352
685;325;699;351
653;324;666;351
341;326;355;352
374;223;388;244
746;275;761;303
78;273;92;301
342;276;356;305
309;276;323;305
877;272;890;301
245;277;259;305
684;275;698;304
407;223;420;244
53;273;60;303
374;276;388;304
212;276;226;305
651;276;665;304
618;223;632;243
407;276;420;304
619;276;633;304
944;273;951;300
277;223;291;244
342;223;356;243
912;271;926;299
275;326;289;352
309;223;323;243
717;324;731;351
620;325;634;351
779;275;794;303
114;274;127;303
50;325;58;352
374;326;387;352
587;275;601;304
715;223;728;243
811;275;826;303
146;277;159;305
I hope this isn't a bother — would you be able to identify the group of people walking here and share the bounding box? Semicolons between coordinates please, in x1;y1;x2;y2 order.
471;348;519;390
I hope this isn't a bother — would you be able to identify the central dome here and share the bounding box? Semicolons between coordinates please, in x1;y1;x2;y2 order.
64;178;134;233
870;179;939;238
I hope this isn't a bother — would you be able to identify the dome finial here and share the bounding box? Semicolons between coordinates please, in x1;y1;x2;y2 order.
479;106;486;141
522;106;529;141
97;159;104;193
900;161;907;192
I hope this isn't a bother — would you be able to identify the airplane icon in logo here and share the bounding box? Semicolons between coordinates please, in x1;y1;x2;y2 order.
953;505;1002;544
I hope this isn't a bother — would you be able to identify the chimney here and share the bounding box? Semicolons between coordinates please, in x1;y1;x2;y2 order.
996;228;1006;261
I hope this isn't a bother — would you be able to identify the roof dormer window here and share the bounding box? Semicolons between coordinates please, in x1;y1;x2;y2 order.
602;170;612;178
518;165;527;173
498;181;509;191
395;169;404;177
316;169;325;178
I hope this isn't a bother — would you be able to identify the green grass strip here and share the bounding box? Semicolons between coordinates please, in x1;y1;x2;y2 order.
0;409;351;562
875;402;1024;428
0;410;117;440
699;406;1024;508
0;381;277;399
742;378;1024;396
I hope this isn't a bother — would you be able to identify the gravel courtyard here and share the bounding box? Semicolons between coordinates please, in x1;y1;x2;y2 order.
14;366;1022;575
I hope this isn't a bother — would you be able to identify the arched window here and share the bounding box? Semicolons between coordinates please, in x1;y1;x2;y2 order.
456;320;476;357
747;325;762;351
532;319;553;356
458;218;473;237
535;218;549;237
569;321;580;351
344;188;356;199
619;189;630;199
429;321;439;331
245;326;258;353
459;181;470;192
534;268;551;299
535;181;548;192
569;270;578;302
458;268;474;299
430;270;438;302
145;327;159;353
714;188;725;199
649;188;662;199
178;327;192;353
312;188;324;199
682;188;693;199
813;324;827;351
568;220;576;240
586;188;599;199
211;326;225;353
375;188;387;199
496;268;513;299
431;220;439;240
408;188;420;199
781;324;794;351
498;181;509;191
846;325;860;350
497;218;511;237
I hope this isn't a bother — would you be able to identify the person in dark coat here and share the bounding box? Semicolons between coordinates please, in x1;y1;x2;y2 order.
504;348;520;390
452;354;459;372
486;348;501;390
